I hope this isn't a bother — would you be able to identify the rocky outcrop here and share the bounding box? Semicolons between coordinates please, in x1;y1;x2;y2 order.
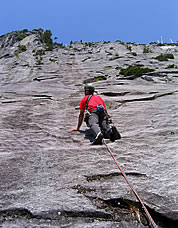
0;30;178;227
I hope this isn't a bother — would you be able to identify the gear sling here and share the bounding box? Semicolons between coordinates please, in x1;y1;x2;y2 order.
84;95;92;124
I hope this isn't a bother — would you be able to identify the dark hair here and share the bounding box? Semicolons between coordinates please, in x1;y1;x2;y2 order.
84;86;95;95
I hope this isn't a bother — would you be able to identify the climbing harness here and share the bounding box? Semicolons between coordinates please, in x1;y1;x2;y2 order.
103;139;158;228
84;95;106;123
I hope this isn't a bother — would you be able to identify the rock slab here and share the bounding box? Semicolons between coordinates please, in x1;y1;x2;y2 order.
0;30;178;227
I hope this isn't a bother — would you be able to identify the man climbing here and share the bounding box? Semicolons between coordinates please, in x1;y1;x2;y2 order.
72;85;121;145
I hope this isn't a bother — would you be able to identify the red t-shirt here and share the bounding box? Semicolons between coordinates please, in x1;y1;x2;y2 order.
80;95;106;111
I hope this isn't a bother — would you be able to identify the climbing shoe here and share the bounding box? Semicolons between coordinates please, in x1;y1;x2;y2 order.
92;132;104;145
110;126;121;142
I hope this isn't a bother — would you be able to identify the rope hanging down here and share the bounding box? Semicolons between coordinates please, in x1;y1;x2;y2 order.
103;139;158;228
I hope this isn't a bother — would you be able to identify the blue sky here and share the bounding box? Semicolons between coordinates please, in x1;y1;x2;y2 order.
0;0;177;44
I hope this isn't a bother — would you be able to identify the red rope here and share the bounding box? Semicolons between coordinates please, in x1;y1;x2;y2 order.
103;140;158;228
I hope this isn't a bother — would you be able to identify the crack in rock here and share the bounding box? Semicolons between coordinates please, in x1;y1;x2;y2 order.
1;94;53;104
119;91;177;104
71;184;178;228
102;91;130;97
85;172;147;182
33;76;58;81
0;199;178;227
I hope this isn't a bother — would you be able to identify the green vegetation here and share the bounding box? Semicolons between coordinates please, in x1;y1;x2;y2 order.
120;65;154;78
54;42;65;48
109;53;120;61
131;52;137;56
49;57;58;64
143;47;152;53
157;42;178;46
15;45;27;56
86;42;94;47
83;75;107;84
154;53;174;61
126;45;132;51
149;41;178;46
49;58;58;63
40;30;53;51
33;49;45;65
16;29;28;41
103;41;110;44
35;49;46;56
73;47;82;52
115;66;122;70
95;75;107;82
83;42;96;48
66;62;73;66
18;45;27;52
165;64;178;69
117;40;125;45
35;56;43;65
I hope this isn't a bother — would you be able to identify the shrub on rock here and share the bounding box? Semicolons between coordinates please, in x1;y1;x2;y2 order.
120;65;154;78
154;53;174;61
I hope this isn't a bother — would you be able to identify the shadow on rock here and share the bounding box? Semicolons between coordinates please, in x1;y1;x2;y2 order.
79;129;95;143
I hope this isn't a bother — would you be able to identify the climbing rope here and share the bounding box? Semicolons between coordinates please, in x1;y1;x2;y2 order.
103;139;158;228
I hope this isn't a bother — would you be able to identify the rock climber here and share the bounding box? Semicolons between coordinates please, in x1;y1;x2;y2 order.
72;85;121;145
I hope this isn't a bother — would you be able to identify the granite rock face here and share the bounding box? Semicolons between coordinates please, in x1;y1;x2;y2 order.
0;30;178;227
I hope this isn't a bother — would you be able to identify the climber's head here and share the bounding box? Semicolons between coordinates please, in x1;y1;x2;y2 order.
84;85;95;95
